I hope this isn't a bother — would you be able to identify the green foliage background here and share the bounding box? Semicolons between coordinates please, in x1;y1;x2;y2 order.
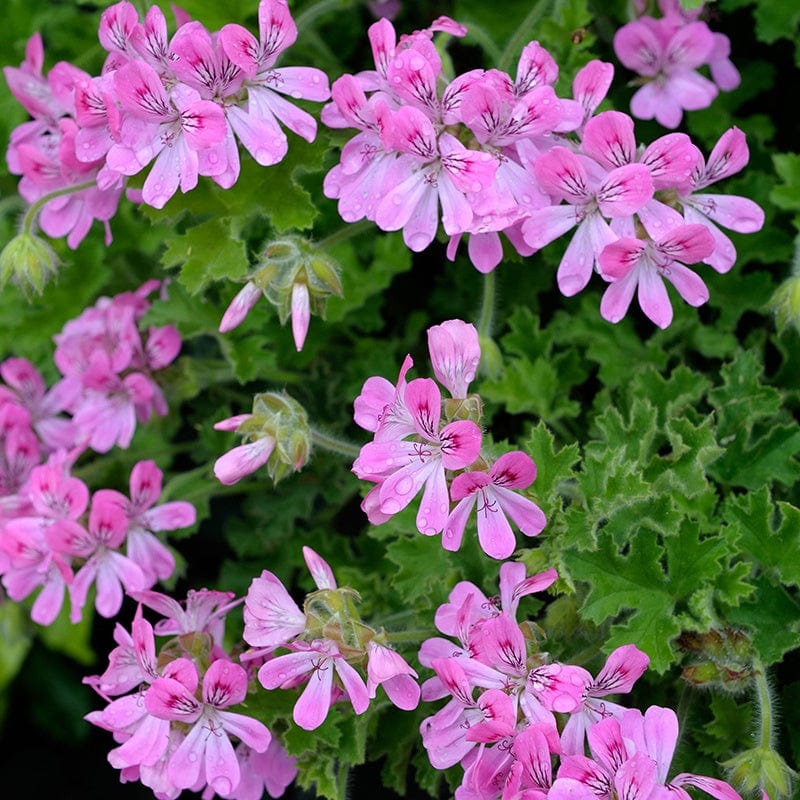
1;0;799;798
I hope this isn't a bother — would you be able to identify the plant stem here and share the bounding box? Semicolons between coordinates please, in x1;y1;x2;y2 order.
311;427;362;460
295;0;356;34
316;219;374;251
464;21;503;65
386;628;433;645
21;181;98;236
753;658;774;750
497;0;552;73
477;269;496;339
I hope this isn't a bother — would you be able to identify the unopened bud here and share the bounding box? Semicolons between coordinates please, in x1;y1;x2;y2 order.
250;391;312;483
724;747;797;800
769;275;800;334
0;232;60;298
444;394;483;424
478;334;503;380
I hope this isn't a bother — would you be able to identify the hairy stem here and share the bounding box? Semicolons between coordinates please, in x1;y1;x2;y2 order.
21;181;98;236
477;269;497;339
753;658;774;750
311;427;362;460
316;219;374;251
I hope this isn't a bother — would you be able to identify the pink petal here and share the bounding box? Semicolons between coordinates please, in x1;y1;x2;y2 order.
581;111;636;169
213;437;276;485
637;261;673;329
596;164;653;218
293;660;334;730
600;268;640;324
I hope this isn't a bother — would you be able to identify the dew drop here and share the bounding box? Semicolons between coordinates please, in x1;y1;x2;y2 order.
188;752;198;763
291;90;302;99
395;476;414;495
382;497;401;514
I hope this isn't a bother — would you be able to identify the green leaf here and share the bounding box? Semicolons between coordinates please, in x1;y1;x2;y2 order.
725;576;800;665
38;603;94;666
161;217;248;294
384;535;459;606
723;487;800;588
771;153;800;213
569;530;679;672
708;350;800;489
0;603;33;690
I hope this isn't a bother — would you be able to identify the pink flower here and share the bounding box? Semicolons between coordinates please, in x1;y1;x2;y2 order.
258;639;369;730
443;451;546;559
598;223;715;328
146;658;271;795
426;319;480;399
107;59;227;208
523;146;653;296
366;641;420;710
48;495;147;622
353;378;482;535
92;459;195;584
614;19;718;128
242;569;306;656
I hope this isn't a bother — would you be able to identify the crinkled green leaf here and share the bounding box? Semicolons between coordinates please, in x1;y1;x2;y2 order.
708;350;800;488
161;217;249;295
725;576;800;665
723;487;800;587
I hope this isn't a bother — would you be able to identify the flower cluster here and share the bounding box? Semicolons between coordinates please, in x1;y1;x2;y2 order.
243;546;420;731
0;280;179;479
3;0;330;249
0;281;188;624
352;319;546;559
0;458;194;625
85;589;296;800
419;563;745;800
614;0;740;129
322;16;762;328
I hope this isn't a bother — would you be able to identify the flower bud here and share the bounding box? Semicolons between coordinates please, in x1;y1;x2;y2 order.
0;232;60;298
724;746;797;800
769;274;800;334
245;237;344;349
478;334;503;380
251;391;312;483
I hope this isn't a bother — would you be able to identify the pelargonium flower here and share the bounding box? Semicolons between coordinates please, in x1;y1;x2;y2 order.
598;223;715;328
614;19;718;129
258;638;370;731
145;657;272;795
443;451;546;559
353;377;482;535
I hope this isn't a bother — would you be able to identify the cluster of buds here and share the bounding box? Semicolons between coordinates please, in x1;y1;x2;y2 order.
418;563;745;800
213;391;311;486
218;236;343;351
243;546;420;731
85;588;297;800
352;319;546;559
2;0;330;258
679;626;754;692
615;0;740;128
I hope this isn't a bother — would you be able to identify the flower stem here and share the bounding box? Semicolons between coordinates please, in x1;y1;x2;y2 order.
753;658;774;750
295;0;357;34
316;219;374;251
477;269;497;339
497;0;551;73
311;427;362;460
21;181;98;236
386;628;433;645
